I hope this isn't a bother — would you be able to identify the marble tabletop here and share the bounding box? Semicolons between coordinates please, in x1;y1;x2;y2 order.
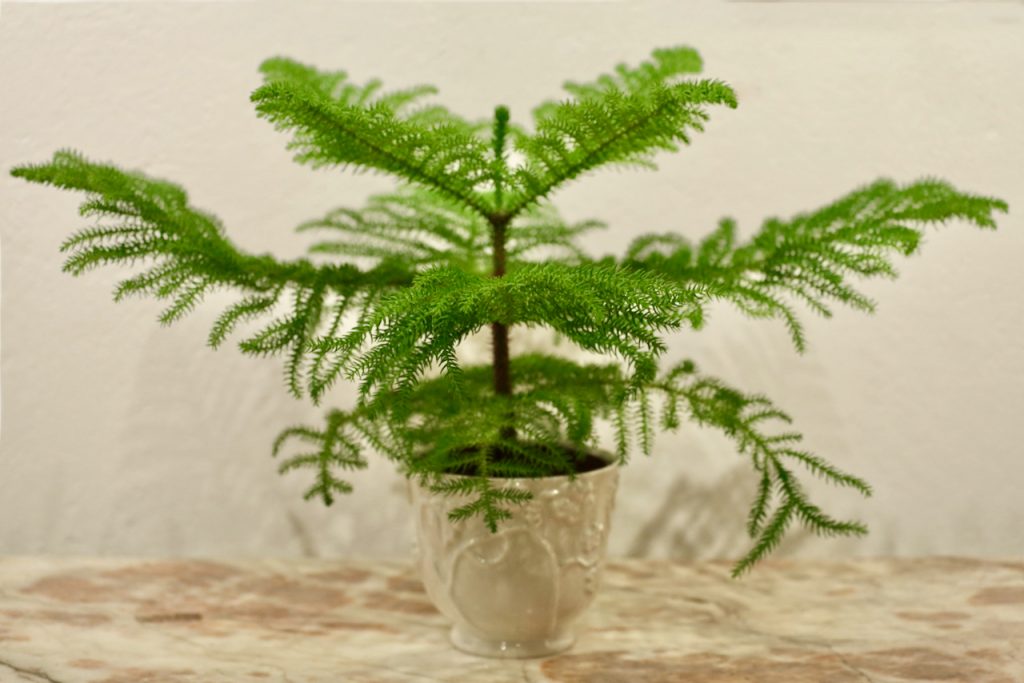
0;556;1021;682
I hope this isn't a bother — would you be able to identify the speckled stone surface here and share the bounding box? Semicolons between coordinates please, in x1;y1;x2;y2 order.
0;557;1021;682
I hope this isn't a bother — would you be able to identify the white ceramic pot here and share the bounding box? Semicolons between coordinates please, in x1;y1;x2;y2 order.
409;455;619;658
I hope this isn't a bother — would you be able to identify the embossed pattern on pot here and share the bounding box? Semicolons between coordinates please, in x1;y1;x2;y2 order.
410;459;620;658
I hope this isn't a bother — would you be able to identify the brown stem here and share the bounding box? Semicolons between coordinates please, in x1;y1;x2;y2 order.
490;214;515;441
489;106;515;442
492;323;511;396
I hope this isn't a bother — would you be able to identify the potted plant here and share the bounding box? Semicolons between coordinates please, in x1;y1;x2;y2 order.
11;46;1006;658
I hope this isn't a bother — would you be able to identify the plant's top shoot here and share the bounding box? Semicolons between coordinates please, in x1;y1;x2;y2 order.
12;47;1007;575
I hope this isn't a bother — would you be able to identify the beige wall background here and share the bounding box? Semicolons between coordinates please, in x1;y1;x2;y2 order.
1;1;1021;562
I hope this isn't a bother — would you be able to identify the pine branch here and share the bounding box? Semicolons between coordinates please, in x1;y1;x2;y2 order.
274;410;370;505
251;58;495;216
279;351;869;555
298;188;489;271
649;360;872;577
401;355;626;459
260;56;441;116
622;179;1009;350
532;46;705;120
278;355;627;522
334;263;704;406
508;80;736;216
11;150;412;397
506;202;606;262
503;46;735;215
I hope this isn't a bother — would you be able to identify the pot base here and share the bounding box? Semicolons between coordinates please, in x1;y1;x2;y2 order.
450;625;574;659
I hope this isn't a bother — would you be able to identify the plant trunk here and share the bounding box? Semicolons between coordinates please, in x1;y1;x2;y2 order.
490;215;515;441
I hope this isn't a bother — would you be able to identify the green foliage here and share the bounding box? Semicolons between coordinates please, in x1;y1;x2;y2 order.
532;46;704;121
12;46;1008;576
277;355;619;526
621;179;1007;350
298;187;490;272
506;203;606;262
650;362;872;576
252;57;495;216
11;150;414;396
333;263;703;406
510;78;736;215
279;354;873;567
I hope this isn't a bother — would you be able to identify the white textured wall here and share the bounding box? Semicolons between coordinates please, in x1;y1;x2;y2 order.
1;1;1022;562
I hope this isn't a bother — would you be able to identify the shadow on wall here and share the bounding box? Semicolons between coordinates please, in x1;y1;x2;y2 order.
626;465;813;560
619;312;855;562
108;306;313;555
116;305;417;558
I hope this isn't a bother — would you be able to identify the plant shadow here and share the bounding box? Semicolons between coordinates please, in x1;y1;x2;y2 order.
625;464;813;561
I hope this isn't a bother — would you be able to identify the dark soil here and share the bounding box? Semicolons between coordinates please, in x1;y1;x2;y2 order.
442;443;611;478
